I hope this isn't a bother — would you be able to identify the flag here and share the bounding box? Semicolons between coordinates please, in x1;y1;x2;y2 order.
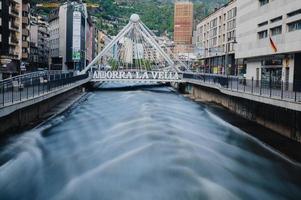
269;37;278;53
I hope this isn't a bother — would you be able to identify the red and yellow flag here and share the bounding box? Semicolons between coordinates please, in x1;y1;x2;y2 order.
269;37;278;53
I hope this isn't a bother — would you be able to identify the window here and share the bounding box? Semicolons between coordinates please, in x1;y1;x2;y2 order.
270;16;282;23
211;27;217;37
227;8;236;20
213;37;217;46
227;30;235;41
227;19;236;30
258;30;268;39
210;18;217;28
287;9;301;18
258;21;268;27
270;26;282;36
262;59;283;66
259;0;269;6
288;20;301;32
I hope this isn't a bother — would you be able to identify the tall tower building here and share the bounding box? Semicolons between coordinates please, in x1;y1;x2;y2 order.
49;1;87;71
174;0;193;53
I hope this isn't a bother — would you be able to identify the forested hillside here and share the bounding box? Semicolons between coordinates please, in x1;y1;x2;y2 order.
31;0;228;36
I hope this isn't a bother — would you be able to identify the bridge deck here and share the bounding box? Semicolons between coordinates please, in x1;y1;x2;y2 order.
90;78;184;83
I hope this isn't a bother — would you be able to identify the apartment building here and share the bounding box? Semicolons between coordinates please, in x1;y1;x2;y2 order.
195;0;237;74
174;0;193;54
29;15;50;71
0;0;22;79
96;31;113;62
49;1;87;71
237;0;301;91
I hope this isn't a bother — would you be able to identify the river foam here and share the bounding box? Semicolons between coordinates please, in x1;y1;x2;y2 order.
0;85;300;200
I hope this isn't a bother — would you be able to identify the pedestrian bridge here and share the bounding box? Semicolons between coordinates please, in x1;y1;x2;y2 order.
81;14;188;84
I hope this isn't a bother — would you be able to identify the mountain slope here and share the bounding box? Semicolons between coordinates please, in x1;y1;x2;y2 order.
32;0;229;36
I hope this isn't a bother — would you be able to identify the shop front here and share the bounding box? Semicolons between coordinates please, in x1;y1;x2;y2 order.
261;59;283;89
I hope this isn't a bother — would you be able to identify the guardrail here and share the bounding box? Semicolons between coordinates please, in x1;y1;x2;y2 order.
0;70;73;84
0;72;88;108
183;73;301;103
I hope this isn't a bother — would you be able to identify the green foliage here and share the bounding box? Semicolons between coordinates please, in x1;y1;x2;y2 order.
108;58;118;70
31;0;228;36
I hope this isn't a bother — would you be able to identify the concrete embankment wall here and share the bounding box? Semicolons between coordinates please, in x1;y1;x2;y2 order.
0;87;83;135
174;82;301;143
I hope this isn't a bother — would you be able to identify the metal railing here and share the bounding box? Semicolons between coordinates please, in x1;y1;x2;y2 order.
183;73;301;103
0;71;89;108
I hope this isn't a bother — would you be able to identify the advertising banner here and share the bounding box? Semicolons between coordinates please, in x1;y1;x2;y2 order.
72;11;81;61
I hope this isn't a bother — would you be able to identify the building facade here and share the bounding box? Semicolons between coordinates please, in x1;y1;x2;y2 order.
236;0;301;91
21;0;30;68
86;17;93;66
29;15;50;71
0;0;26;79
195;0;237;74
174;0;193;54
49;1;87;71
96;31;113;64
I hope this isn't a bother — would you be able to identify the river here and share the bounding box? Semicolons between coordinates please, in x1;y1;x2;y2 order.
0;84;301;200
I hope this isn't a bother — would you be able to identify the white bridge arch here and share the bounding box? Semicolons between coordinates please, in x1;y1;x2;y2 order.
81;14;189;83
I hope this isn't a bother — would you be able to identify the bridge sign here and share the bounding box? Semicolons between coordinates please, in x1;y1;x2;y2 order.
92;70;181;82
82;14;189;84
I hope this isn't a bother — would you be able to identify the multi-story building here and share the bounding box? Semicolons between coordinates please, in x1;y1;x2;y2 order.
96;30;113;63
144;45;160;62
21;0;30;68
237;0;301;91
143;36;173;63
49;1;87;71
86;17;93;66
91;17;99;60
174;0;193;54
29;15;50;71
0;0;22;79
195;0;237;74
97;31;105;56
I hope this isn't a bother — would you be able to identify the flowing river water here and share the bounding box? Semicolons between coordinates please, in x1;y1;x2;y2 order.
0;84;301;200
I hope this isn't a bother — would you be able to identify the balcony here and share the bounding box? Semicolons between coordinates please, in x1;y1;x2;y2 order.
9;6;20;17
9;36;19;45
22;52;29;59
10;0;20;3
22;17;29;25
9;21;20;32
22;41;29;48
22;4;29;13
22;29;29;36
9;48;19;57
